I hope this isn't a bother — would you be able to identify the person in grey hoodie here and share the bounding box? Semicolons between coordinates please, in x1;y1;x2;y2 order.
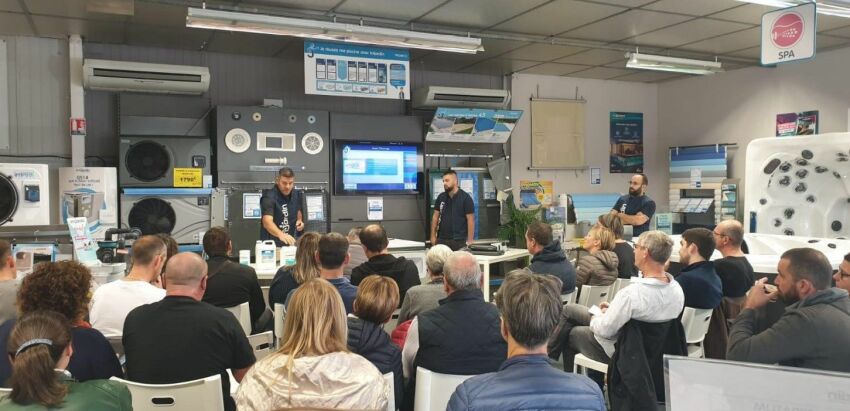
526;222;576;293
727;248;850;372
576;226;619;292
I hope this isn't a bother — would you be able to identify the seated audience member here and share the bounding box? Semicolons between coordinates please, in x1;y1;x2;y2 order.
397;244;452;324
90;235;167;336
348;275;403;407
576;226;619;289
235;279;389;410
201;227;266;332
727;248;850;372
526;221;577;294
675;228;722;309
344;227;367;278
0;261;123;386
448;272;605;411
351;224;421;305
155;233;179;273
402;251;507;409
0;240;18;324
0;311;132;410
834;252;850;294
548;231;684;372
269;232;320;309
123;253;255;411
712;220;755;298
286;233;358;314
598;213;636;279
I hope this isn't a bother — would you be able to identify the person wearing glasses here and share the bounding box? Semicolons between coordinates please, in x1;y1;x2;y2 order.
834;252;850;294
712;220;755;299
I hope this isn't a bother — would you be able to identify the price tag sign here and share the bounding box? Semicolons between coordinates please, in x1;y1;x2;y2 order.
173;168;202;187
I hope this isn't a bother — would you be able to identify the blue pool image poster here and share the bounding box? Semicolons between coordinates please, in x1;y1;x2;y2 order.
304;40;409;100
610;112;644;174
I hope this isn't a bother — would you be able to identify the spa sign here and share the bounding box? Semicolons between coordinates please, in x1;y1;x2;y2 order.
761;2;816;65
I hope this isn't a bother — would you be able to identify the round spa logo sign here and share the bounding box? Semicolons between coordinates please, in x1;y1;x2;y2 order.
771;12;804;48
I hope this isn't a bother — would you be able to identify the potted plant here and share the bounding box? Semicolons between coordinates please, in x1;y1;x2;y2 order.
498;195;541;249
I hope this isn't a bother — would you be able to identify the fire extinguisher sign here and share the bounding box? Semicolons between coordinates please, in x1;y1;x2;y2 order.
761;3;816;66
70;118;87;136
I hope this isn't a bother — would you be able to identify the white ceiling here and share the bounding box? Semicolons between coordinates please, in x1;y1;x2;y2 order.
0;0;849;83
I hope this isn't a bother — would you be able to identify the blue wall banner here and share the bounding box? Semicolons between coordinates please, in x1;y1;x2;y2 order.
609;112;644;174
304;40;410;100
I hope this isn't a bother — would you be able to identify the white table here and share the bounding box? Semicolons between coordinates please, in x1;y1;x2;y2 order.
475;248;531;301
251;238;426;280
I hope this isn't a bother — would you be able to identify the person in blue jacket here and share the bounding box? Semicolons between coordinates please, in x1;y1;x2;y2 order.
447;271;605;411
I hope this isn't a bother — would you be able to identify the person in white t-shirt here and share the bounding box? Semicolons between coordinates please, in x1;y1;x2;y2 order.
90;235;167;336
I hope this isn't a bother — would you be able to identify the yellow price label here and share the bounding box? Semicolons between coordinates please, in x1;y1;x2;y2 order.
173;168;202;188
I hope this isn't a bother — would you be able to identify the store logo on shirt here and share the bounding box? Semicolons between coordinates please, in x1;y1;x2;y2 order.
280;204;290;233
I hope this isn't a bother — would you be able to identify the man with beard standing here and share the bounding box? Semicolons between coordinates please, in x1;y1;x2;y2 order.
260;167;304;246
610;174;655;238
726;248;850;372
431;170;475;251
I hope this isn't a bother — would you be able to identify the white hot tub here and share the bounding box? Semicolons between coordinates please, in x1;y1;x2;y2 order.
669;233;850;274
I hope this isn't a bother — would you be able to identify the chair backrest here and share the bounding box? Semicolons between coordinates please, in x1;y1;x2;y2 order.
110;375;224;411
0;387;11;399
273;303;286;347
413;367;473;411
247;331;274;361
609;278;631;300
681;307;713;344
104;333;124;357
384;372;395;411
383;308;401;334
560;291;576;305
225;302;251;335
577;285;611;307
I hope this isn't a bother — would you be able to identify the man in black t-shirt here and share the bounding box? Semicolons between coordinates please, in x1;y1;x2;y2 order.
123;253;255;411
430;170;475;251
610;174;656;237
260;167;304;246
712;220;755;298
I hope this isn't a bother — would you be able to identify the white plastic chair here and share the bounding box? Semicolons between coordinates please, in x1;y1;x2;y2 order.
413;367;473;411
681;307;713;358
577;285;611;308
384;372;395;411
110;375;224;411
0;387;11;399
103;333;124;357
273;303;286;347
573;353;608;376
560;291;576;305
248;331;274;361
608;278;632;301
383;308;401;334
225;302;251;335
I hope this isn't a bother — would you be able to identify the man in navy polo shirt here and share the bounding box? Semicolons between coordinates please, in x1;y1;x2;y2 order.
430;170;475;251
610;174;656;238
260;167;304;246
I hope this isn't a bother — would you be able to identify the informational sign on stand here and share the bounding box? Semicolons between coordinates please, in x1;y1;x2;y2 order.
367;197;384;221
304;40;409;100
67;217;98;263
761;2;816;65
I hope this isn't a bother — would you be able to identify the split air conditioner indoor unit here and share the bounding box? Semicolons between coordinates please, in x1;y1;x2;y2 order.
413;86;511;109
83;59;210;95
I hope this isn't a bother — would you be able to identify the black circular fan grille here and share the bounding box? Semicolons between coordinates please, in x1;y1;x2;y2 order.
0;174;18;226
128;198;176;235
126;141;170;182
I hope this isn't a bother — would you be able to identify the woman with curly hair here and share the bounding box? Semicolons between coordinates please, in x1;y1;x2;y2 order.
0;261;123;387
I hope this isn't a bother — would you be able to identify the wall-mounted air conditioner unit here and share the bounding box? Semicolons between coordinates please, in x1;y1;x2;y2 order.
83;59;210;95
413;86;510;109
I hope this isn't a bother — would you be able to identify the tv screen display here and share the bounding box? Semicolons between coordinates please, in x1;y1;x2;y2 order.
334;140;422;195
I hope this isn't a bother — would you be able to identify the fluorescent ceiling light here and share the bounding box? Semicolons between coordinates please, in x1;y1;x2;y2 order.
736;1;850;18
626;52;724;75
186;7;483;54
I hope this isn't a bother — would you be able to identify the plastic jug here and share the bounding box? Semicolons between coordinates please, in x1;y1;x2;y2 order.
255;240;277;270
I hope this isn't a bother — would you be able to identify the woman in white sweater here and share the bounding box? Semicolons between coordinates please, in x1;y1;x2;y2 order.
235;278;389;411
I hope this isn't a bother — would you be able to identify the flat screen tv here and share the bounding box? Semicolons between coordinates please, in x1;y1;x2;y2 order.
334;140;423;195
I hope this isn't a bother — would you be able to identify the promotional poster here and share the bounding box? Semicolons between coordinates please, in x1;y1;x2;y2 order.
776;111;818;136
304;40;409;100
519;180;553;209
610;112;644;173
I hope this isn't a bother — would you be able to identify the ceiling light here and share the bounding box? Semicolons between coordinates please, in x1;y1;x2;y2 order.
186;7;483;54
625;52;724;75
736;1;850;18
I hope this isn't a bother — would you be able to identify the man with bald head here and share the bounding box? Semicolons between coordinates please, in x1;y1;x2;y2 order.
123;253;255;411
351;224;421;305
713;220;755;298
401;251;507;408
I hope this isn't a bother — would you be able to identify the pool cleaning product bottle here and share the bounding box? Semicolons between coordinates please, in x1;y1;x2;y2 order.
255;240;276;270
